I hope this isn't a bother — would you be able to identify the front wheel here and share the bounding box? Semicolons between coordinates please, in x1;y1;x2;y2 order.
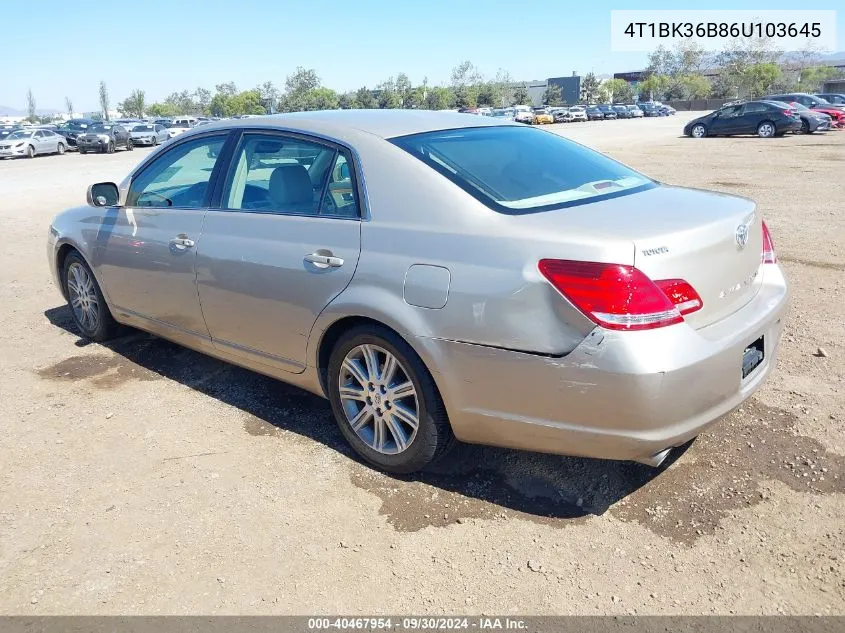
126;138;134;151
27;145;35;158
63;252;118;341
106;141;115;154
800;119;812;134
57;142;66;155
152;136;159;146
757;121;776;138
690;123;707;138
79;148;87;154
327;326;454;473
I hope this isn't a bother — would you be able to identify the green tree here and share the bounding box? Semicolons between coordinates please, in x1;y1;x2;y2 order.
542;83;563;106
338;91;359;109
603;78;633;103
678;74;711;99
395;73;413;108
639;73;668;101
580;72;601;103
208;93;230;117
164;90;199;115
742;63;781;98
215;82;238;97
98;80;110;120
304;87;339;110
146;102;179;117
512;84;529;105
797;65;843;92
227;90;266;116
26;88;37;122
118;89;146;117
257;81;280;113
451;60;482;108
424;86;453;110
355;87;378;109
194;87;212;115
65;96;73;117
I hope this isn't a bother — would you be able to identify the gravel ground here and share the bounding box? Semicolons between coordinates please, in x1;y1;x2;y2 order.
0;115;842;615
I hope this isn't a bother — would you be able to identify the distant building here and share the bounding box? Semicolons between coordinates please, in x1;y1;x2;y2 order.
614;70;653;95
547;75;582;104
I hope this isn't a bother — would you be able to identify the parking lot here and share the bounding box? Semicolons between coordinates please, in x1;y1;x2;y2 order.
1;113;842;614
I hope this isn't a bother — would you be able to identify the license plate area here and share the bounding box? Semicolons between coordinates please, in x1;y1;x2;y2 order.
742;336;765;379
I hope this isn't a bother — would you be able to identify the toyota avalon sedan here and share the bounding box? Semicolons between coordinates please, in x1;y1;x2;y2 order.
47;111;788;473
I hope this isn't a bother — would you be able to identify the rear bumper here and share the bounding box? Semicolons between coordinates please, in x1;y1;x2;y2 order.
425;263;788;466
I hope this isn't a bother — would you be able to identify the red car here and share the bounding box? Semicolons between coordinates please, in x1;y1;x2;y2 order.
789;102;845;129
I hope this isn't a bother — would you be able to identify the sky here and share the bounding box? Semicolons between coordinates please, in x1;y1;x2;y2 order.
1;0;842;112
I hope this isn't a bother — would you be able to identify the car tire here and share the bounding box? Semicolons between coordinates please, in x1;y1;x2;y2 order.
62;251;119;342
152;136;159;146
757;121;776;138
57;142;66;155
79;148;87;154
106;141;115;154
690;124;707;138
327;325;455;474
126;138;134;151
27;145;35;158
800;119;812;134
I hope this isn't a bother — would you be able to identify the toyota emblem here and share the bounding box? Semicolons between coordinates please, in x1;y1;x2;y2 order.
735;223;749;249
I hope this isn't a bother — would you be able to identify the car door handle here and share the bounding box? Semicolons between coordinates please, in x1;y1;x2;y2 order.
304;253;344;268
170;236;195;249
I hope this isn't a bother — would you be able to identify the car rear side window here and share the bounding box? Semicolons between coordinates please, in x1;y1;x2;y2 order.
391;125;654;214
742;103;767;114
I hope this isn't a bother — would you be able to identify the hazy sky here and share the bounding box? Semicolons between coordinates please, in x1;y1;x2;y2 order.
1;0;842;112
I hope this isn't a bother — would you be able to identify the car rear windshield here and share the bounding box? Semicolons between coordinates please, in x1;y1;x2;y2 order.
390;125;654;214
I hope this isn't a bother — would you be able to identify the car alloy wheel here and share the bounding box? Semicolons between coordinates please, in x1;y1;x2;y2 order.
691;124;707;138
27;145;35;158
57;143;66;155
338;344;419;455
758;122;775;138
126;139;134;151
107;141;115;153
66;261;100;334
801;119;810;134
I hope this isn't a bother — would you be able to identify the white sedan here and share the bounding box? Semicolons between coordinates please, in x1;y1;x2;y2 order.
0;129;68;158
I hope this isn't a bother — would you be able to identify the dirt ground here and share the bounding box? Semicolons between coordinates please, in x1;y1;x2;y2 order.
0;115;842;615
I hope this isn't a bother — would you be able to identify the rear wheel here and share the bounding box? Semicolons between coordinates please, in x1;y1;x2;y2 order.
327;325;454;473
63;252;118;342
757;121;776;138
690;123;707;138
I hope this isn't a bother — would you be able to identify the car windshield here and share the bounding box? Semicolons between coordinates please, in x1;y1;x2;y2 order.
6;131;33;139
391;126;654;213
133;125;155;131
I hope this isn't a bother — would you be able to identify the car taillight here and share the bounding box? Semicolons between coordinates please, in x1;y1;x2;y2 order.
538;259;703;331
761;220;777;264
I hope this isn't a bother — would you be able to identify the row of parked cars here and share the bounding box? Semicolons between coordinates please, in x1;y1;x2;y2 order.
476;102;676;126
0;115;221;159
683;92;845;138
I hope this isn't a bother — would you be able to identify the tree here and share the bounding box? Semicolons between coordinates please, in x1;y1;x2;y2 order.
338;92;359;109
355;87;378;109
395;73;412;108
678;74;711;99
257;81;280;113
227;90;266;116
377;77;402;109
492;69;514;107
215;82;238;97
512;84;529;105
742;63;781;98
26;89;37;122
147;102;179;117
796;65;843;92
580;72;601;103
285;67;320;95
65;96;73;117
451;60;482;108
304;87;339;111
98;81;110;120
602;78;633;103
424;86;453;110
639;73;668;101
194;87;212;115
163;90;199;115
119;89;146;118
542;83;563;106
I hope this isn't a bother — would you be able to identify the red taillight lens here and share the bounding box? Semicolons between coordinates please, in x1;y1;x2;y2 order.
538;259;687;331
761;220;777;264
654;279;703;315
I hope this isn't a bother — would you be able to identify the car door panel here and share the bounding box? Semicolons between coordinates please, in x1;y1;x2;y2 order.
93;133;229;341
196;214;361;371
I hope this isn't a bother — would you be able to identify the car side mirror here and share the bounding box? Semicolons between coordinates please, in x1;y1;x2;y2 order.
87;182;119;207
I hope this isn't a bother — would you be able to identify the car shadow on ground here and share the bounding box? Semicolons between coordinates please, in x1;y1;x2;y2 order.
44;305;688;520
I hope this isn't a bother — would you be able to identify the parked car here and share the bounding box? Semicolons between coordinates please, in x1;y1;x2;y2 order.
490;108;515;121
532;110;554;125
815;93;845;106
597;105;617;119
54;118;98;149
683;100;802;138
129;123;170;146
784;102;832;133
513;110;534;124
637;103;662;117
612;105;632;119
658;105;677;116
801;102;845;127
167;117;199;137
47;111;788;473
154;118;173;127
551;108;573;123
763;93;845;114
585;105;604;120
76;123;134;153
625;105;644;118
568;106;587;122
0;127;22;141
0;128;68;158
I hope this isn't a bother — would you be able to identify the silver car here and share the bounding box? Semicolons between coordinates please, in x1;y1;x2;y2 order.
47;111;788;473
129;123;169;146
0;128;68;158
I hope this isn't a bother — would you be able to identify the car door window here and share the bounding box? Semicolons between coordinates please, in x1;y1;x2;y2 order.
719;105;743;119
221;133;338;216
34;131;44;138
319;151;360;218
128;135;226;209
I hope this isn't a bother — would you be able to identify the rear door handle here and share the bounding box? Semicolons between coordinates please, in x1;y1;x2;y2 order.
170;236;195;249
304;253;344;268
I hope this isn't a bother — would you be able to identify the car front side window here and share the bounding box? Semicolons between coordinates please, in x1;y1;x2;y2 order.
127;135;227;209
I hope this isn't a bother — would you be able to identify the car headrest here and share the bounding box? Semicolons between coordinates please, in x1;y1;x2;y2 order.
269;164;312;207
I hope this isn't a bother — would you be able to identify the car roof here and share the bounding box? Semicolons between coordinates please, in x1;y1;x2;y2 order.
191;109;512;141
